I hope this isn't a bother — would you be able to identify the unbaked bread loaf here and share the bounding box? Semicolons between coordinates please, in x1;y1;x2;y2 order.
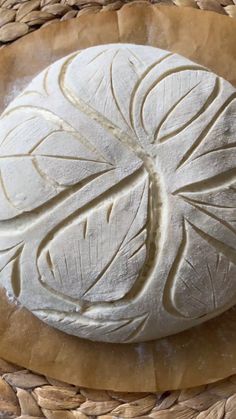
0;44;235;343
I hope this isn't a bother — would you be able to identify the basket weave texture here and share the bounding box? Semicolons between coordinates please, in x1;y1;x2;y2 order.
0;0;236;44
0;358;236;419
1;1;236;417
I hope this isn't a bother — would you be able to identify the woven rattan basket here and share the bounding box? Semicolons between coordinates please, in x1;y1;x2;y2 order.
1;358;236;418
0;2;236;418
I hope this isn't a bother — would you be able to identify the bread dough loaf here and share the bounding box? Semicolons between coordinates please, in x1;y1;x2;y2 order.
0;44;235;343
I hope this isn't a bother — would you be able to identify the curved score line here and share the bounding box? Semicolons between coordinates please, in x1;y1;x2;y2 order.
109;50;132;130
140;65;211;137
162;217;188;317
176;92;236;170
56;52;172;316
129;52;173;132
36;167;146;306
1;105;75;132
153;81;201;143
156;77;220;144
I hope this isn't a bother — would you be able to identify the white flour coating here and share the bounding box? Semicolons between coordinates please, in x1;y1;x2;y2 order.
0;44;236;343
3;76;32;111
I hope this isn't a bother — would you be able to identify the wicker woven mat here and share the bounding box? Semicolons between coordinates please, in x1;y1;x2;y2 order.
1;1;236;418
0;0;236;44
0;357;236;419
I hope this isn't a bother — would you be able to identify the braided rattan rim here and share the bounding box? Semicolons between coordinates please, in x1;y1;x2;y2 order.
0;0;236;45
0;357;235;418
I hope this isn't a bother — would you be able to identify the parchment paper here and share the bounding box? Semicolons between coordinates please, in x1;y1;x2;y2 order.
0;3;236;392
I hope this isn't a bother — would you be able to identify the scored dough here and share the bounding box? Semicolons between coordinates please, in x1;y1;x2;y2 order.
0;44;235;343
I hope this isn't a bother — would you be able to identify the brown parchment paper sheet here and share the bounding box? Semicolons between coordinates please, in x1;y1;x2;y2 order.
0;4;236;392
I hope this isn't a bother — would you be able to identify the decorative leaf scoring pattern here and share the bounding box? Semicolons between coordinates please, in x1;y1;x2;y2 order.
170;222;236;318
0;242;24;299
0;44;235;343
38;177;148;303
61;47;170;136
33;309;148;343
0;114;113;219
139;68;218;143
0;242;23;272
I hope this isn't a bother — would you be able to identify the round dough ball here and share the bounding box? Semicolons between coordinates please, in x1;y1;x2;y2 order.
0;44;236;343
